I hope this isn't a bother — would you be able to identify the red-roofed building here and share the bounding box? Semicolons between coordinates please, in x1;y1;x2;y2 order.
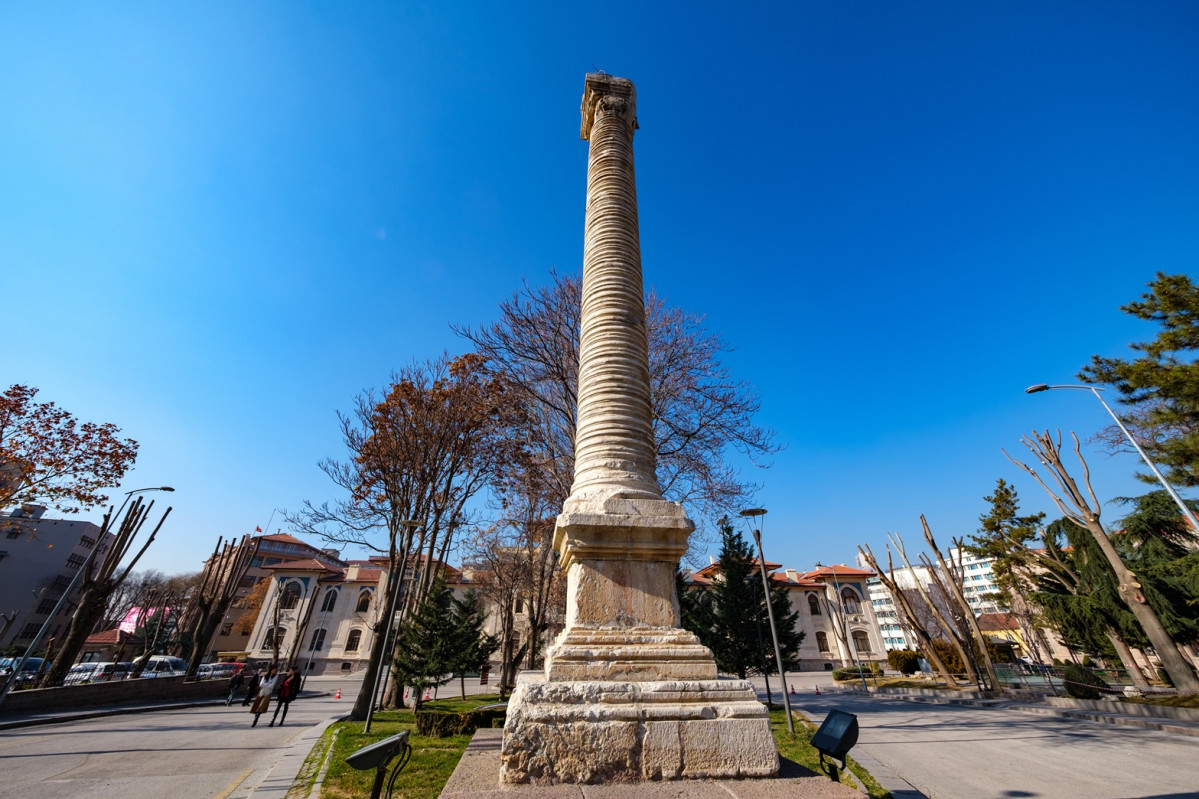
244;554;472;676
204;532;347;662
681;557;886;671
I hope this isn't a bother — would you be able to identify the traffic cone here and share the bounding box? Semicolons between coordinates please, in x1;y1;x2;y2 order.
790;685;795;695
815;685;821;695
335;688;341;699
424;689;430;701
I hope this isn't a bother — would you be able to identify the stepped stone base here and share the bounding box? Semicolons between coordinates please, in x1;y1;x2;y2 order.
500;673;779;784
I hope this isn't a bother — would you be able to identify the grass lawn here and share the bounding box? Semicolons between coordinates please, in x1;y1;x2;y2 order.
1121;693;1199;709
768;706;891;799
298;693;891;798
301;692;502;799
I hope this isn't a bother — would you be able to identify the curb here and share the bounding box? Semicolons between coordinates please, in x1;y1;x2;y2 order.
249;712;349;798
1010;702;1199;739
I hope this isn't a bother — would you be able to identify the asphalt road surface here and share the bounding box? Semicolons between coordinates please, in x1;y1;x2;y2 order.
793;691;1199;799
0;674;359;798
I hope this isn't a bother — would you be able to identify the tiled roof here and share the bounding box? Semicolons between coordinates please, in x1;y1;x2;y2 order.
769;573;823;588
695;558;782;578
264;558;343;574
977;612;1019;631
261;533;308;545
803;565;875;579
85;628;144;646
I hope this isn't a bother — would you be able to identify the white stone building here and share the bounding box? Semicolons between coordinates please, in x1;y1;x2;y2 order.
686;560;887;671
244;555;469;676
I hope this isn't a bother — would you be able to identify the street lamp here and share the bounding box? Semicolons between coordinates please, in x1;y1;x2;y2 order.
1025;384;1199;533
739;508;794;735
0;485;174;705
364;520;421;734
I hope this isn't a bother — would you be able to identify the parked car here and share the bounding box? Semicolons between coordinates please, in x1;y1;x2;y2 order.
139;655;187;677
198;662;244;681
63;661;133;685
0;657;45;689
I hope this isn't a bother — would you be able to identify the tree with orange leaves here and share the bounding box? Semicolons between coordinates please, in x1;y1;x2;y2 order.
0;385;138;515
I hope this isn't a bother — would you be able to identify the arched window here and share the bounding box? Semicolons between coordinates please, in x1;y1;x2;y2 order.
841;587;861;615
852;630;871;655
355;590;372;614
816;631;830;653
263;626;286;649
320;589;338;613
309;628;327;651
808;594;821;616
344;629;363;652
280;581;302;610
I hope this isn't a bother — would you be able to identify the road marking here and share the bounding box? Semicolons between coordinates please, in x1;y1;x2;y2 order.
214;768;253;799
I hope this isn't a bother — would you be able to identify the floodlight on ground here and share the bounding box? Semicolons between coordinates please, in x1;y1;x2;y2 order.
811;709;859;779
346;730;412;799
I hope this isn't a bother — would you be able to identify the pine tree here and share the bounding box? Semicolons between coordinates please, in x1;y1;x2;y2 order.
446;588;498;699
966;479;1045;602
1079;273;1199;486
679;520;803;679
391;578;454;710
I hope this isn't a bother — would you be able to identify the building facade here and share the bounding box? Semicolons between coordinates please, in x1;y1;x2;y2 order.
243;555;469;676
0;504;111;653
685;560;887;672
204;533;346;662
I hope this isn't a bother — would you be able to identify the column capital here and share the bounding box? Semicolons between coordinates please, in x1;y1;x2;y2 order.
581;73;638;140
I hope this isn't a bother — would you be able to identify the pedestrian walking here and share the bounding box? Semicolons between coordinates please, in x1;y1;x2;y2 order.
250;666;278;727
269;667;301;727
226;669;246;706
241;668;261;707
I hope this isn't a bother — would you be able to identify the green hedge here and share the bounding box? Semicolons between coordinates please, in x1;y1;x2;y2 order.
887;649;920;676
1062;663;1109;700
415;708;507;738
831;666;871;681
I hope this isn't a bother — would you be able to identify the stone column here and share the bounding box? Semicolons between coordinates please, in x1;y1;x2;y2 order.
499;74;778;785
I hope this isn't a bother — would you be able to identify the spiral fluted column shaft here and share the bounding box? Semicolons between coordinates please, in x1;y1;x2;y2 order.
570;75;661;502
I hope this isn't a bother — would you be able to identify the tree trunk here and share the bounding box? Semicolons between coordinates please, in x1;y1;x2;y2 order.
1106;630;1150;689
42;587;107;686
1084;518;1199;691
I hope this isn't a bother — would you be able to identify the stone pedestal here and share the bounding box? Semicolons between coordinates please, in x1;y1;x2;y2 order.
501;675;778;784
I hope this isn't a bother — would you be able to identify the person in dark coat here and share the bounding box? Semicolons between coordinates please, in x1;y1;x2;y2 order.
241;668;261;707
269;667;301;727
226;669;246;706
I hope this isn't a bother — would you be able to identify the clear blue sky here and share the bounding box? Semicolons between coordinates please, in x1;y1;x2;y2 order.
3;3;1196;576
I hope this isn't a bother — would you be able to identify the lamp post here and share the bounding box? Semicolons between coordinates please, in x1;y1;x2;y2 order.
0;485;173;705
1025;384;1199;533
739;509;794;735
364;520;420;734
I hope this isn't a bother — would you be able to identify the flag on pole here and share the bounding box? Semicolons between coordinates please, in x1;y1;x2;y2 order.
255;526;262;532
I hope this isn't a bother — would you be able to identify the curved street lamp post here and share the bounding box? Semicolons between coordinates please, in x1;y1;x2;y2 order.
1025;384;1199;532
740;508;794;734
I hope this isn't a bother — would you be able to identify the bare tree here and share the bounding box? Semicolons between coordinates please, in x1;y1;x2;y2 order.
920;516;1001;690
455;272;779;531
41;497;171;686
177;536;260;677
288;354;522;721
1006;430;1199;691
858;543;961;687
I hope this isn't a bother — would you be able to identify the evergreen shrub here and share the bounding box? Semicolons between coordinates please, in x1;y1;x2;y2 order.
888;649;920;676
415;708;507;737
1062;663;1109;700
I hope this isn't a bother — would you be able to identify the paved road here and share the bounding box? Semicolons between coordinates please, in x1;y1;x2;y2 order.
792;691;1199;799
0;674;360;798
